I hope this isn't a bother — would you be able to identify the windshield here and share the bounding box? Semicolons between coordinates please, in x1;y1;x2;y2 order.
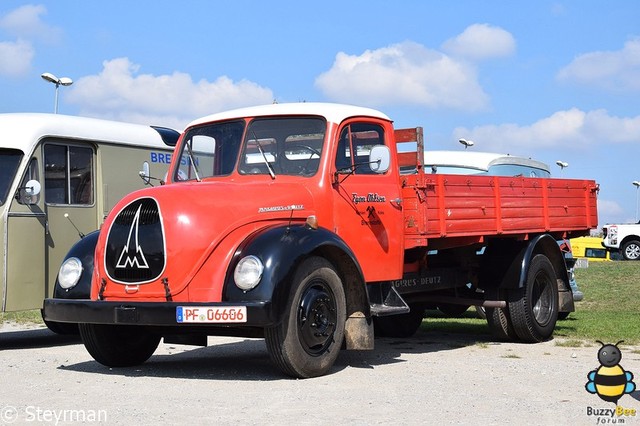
0;149;23;205
174;116;326;181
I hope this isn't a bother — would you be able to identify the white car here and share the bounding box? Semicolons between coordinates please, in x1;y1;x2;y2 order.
602;223;640;260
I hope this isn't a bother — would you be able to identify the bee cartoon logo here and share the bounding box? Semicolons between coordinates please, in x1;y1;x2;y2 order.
585;340;636;404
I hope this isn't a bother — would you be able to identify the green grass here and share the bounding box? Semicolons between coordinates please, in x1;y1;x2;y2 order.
420;261;640;344
0;309;43;325
556;261;640;344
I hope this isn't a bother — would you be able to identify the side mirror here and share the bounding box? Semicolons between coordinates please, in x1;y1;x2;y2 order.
19;179;41;205
139;161;151;185
369;145;390;173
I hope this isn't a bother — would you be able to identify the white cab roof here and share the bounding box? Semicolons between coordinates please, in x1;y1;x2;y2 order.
0;113;176;153
187;103;391;128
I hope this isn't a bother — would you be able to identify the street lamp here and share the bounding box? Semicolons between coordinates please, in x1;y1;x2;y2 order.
633;180;640;223
556;160;568;176
41;72;73;114
459;138;474;150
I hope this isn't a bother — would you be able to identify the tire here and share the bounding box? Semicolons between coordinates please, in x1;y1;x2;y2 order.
437;303;470;318
475;305;486;320
373;304;424;338
79;323;160;367
508;254;559;342
484;290;520;342
621;240;640;261
265;257;346;378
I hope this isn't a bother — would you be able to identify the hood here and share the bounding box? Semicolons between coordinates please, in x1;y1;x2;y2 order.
95;180;316;299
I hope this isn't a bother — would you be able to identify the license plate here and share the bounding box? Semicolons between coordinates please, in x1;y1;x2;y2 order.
176;306;247;323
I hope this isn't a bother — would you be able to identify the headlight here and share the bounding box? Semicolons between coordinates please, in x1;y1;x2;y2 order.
58;257;83;289
234;255;263;291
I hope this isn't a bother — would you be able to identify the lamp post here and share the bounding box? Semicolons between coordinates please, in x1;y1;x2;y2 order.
633;180;640;222
459;138;474;150
555;160;568;176
41;72;73;114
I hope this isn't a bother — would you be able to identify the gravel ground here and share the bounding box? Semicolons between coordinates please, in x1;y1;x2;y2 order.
1;322;639;425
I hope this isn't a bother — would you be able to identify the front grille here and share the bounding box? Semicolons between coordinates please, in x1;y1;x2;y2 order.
105;198;165;283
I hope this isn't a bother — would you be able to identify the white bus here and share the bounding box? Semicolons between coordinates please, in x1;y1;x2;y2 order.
0;113;178;326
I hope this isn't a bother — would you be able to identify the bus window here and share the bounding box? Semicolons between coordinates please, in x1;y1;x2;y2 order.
44;144;94;205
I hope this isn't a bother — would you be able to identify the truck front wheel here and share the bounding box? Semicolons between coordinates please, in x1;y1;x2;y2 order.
79;323;160;367
265;257;346;378
622;240;640;260
508;254;558;342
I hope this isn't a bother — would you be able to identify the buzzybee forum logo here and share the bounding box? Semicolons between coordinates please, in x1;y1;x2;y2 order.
586;341;636;403
585;341;637;421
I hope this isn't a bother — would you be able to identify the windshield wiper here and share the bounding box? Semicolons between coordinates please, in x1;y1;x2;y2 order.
185;141;201;182
252;131;276;180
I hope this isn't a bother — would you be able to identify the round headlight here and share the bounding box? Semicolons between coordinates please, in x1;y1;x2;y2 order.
58;257;83;289
234;255;263;291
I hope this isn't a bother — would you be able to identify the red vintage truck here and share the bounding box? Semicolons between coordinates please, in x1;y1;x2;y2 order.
44;103;598;378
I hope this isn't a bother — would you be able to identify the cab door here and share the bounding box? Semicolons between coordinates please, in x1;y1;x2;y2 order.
331;120;404;282
5;156;46;311
42;142;98;296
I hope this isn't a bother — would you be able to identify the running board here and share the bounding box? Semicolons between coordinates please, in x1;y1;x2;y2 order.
369;285;410;317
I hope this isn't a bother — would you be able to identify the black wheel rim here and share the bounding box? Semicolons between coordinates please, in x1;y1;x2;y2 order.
531;270;554;326
297;280;337;356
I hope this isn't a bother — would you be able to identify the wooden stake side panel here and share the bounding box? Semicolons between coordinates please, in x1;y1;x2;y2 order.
401;173;597;248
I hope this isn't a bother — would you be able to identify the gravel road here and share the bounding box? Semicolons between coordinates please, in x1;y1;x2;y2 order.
1;322;638;425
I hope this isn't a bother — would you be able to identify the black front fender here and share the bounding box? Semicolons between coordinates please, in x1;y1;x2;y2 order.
223;224;365;322
53;230;99;299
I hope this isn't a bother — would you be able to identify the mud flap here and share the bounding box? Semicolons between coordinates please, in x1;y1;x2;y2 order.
557;279;575;313
344;312;374;350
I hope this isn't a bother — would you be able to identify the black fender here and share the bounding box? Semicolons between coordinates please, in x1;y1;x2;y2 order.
223;223;368;323
52;230;99;299
480;234;574;311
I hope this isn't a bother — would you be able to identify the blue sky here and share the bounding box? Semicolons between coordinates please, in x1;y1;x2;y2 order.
1;1;639;228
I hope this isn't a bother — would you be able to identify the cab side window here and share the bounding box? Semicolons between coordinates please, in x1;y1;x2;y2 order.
44;144;94;205
335;123;385;175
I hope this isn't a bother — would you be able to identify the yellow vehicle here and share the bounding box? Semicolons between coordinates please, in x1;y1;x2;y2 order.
0;113;178;328
570;236;616;262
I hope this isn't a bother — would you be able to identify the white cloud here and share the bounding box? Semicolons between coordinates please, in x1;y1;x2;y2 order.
315;41;489;111
557;38;640;92
0;5;61;77
66;58;274;129
597;199;626;223
453;108;640;154
0;4;61;43
442;24;516;60
0;39;33;76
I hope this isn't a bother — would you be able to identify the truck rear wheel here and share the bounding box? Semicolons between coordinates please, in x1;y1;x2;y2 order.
265;257;346;378
373;304;424;337
622;240;640;260
79;323;160;367
486;305;517;341
508;254;558;342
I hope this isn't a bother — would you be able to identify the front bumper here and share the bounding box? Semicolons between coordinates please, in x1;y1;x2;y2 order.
43;299;275;327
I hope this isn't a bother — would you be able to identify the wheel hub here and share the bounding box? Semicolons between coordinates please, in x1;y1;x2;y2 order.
532;272;553;326
297;283;337;356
